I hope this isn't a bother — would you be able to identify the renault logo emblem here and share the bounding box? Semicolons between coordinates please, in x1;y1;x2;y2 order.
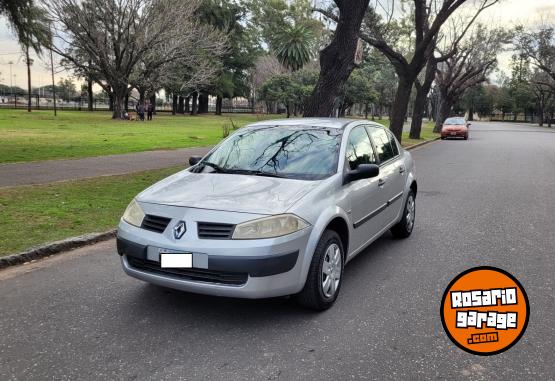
173;221;186;239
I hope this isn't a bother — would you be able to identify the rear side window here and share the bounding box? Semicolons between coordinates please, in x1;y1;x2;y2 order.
386;130;400;157
367;127;397;163
345;126;377;170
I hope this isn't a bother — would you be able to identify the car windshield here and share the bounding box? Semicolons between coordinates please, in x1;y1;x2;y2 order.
444;117;466;125
193;125;343;180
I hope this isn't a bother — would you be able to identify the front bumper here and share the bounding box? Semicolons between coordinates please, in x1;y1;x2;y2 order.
441;130;467;138
116;205;312;298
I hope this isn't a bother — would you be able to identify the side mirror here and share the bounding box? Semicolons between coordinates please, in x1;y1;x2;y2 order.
344;164;380;184
189;156;202;166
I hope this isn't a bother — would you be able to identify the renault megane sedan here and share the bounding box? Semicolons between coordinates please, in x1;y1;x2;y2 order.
441;117;470;140
116;118;417;310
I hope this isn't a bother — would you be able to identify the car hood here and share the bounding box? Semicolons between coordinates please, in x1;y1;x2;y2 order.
137;170;319;215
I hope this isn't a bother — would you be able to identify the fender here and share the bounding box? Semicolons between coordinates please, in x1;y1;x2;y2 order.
295;205;352;289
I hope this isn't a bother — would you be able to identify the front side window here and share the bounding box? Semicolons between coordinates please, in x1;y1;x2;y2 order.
345;126;377;170
367;127;396;163
195;126;342;180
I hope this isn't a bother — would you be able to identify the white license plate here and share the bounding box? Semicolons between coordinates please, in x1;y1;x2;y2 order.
450;132;456;135
160;253;192;268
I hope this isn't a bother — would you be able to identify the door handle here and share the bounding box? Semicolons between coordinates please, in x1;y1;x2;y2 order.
399;166;406;174
378;178;386;187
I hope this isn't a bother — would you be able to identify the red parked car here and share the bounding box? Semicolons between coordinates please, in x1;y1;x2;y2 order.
441;117;470;140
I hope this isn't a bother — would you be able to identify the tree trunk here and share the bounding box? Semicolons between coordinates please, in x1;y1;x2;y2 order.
468;105;474;121
198;93;209;113
185;96;190;113
409;60;436;139
139;90;145;104
215;95;223;115
124;94;129;111
109;93;114;111
364;103;369;119
191;92;198;115
112;90;125;119
434;97;453;132
172;94;178;115
87;77;93;111
304;0;370;117
178;96;184;114
26;46;32;112
390;76;413;141
538;101;544;126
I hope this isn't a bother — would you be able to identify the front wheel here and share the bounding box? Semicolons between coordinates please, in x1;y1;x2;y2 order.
390;191;415;238
295;230;344;310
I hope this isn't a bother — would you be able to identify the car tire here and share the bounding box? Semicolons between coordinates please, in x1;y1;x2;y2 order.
295;230;344;311
464;134;468;140
440;136;445;140
390;190;416;239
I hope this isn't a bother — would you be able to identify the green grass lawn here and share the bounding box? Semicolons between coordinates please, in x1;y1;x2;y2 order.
0;109;278;163
401;121;439;147
0;109;436;164
0;166;181;256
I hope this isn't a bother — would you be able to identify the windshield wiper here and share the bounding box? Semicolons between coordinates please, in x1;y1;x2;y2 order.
201;161;228;173
231;169;288;178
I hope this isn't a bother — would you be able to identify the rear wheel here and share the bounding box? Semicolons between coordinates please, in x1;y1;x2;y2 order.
464;134;468;140
390;191;415;238
295;230;344;310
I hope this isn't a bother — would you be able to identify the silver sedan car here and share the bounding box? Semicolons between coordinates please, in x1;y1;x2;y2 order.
117;118;417;310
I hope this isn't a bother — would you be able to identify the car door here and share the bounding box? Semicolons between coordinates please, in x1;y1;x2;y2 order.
343;126;385;254
366;126;405;227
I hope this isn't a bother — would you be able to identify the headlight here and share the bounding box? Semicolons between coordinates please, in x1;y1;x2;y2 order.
232;214;310;239
122;199;145;227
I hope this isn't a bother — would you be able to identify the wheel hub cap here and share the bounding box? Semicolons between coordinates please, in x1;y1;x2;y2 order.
406;195;415;232
322;243;342;298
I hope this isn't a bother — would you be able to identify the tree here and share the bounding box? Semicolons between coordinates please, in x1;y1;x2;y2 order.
272;25;315;71
434;25;508;130
199;0;261;115
259;74;297;117
340;68;377;117
48;0;226;119
303;0;370;117
530;70;555;126
7;1;51;112
517;24;555;82
315;0;498;141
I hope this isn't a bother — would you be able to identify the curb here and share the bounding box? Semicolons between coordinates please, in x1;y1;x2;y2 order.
0;230;116;269
405;137;440;150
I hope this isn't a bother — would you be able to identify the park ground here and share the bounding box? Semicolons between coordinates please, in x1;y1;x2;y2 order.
0;109;436;256
1;121;553;379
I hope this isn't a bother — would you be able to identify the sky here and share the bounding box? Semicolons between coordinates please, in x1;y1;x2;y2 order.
0;0;553;90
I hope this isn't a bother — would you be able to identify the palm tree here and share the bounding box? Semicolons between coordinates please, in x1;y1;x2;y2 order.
271;25;314;72
16;3;51;112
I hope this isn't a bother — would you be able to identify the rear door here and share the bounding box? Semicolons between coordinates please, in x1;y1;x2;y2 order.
343;126;384;252
366;126;405;226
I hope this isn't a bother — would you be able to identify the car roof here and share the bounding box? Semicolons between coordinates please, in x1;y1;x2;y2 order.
246;118;387;130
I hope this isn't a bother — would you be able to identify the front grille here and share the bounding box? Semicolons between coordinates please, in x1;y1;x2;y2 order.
197;222;235;239
141;214;171;233
127;256;247;286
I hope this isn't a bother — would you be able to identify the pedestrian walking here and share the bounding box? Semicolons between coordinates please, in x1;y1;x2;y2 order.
138;103;145;121
147;102;154;121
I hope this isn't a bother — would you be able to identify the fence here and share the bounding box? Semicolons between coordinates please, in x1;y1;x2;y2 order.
0;93;256;114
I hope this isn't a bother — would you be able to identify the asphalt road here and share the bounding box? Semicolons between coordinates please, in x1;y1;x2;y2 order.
1;121;554;380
